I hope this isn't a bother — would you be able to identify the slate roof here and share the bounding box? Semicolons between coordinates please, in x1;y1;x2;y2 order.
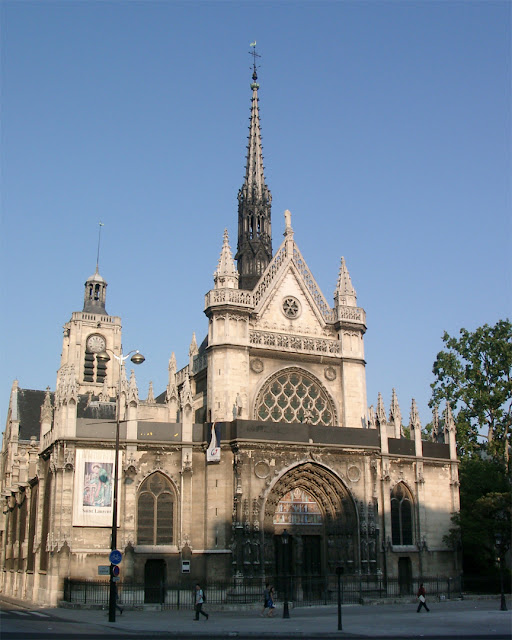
16;389;51;441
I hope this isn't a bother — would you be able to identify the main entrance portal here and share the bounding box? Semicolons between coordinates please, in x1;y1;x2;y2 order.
263;463;359;578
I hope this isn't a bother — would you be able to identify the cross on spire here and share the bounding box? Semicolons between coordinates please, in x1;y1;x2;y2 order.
249;41;260;87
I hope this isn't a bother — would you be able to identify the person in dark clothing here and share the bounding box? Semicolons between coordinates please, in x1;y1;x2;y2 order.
260;583;275;617
417;583;430;612
194;583;209;620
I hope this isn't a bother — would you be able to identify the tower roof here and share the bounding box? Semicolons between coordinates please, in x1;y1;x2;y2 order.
85;268;107;285
241;65;269;203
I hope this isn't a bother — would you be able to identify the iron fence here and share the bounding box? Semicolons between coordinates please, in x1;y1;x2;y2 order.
63;574;463;609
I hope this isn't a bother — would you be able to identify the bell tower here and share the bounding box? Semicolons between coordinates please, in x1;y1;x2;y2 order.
235;44;273;290
57;230;122;397
83;267;108;315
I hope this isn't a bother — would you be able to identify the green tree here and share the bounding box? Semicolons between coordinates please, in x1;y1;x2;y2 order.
430;320;512;465
443;459;511;576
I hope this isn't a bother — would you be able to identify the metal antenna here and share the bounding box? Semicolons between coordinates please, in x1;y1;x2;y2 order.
96;221;104;273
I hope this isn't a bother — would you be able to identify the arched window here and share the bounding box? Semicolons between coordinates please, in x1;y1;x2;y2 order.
254;368;336;425
137;473;175;545
391;483;414;545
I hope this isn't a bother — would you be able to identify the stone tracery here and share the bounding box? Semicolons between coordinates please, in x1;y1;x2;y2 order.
254;367;337;425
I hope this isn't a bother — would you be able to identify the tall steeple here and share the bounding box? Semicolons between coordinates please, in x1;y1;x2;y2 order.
235;44;272;290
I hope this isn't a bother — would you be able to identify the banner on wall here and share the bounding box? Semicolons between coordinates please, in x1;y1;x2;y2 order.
73;449;121;527
206;422;221;463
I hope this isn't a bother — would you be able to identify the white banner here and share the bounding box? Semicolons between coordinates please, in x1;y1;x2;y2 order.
73;449;121;527
206;422;221;463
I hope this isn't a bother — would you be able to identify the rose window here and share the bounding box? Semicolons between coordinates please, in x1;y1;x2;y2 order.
255;368;336;425
282;297;300;319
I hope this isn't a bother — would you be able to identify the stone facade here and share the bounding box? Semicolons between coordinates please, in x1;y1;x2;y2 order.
0;60;460;606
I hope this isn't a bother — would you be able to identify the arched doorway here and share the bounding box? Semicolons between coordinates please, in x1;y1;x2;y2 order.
263;463;359;582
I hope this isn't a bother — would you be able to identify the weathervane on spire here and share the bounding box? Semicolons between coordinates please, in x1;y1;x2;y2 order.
249;41;260;88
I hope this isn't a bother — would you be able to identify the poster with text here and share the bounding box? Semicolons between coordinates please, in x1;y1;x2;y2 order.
73;449;121;527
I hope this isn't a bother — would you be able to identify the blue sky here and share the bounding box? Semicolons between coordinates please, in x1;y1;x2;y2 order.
1;0;510;429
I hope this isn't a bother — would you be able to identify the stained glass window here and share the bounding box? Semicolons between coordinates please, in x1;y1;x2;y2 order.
273;488;322;525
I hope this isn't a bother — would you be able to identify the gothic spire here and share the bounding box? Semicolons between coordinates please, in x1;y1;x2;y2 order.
214;229;239;289
409;398;421;431
389;388;403;438
235;44;272;290
376;392;387;426
334;257;357;308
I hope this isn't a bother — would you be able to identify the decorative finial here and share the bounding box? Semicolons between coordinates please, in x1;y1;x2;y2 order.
96;221;104;274
249;41;260;89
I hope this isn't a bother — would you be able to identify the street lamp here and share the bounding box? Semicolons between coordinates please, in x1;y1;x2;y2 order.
336;566;344;630
281;529;290;619
494;532;508;612
96;348;145;623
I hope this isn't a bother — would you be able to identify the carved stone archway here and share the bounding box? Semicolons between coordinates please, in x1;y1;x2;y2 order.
262;462;359;576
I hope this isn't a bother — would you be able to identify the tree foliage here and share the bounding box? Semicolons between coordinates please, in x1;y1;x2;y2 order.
430;320;512;465
443;459;511;576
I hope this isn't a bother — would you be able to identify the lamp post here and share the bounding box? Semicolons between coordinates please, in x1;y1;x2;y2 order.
281;529;290;619
96;348;145;623
494;532;508;612
336;566;344;630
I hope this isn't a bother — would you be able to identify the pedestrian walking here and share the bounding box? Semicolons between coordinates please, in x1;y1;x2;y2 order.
416;583;430;612
194;583;209;620
260;583;275;617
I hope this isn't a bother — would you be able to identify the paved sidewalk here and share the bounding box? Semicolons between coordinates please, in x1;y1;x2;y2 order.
2;595;511;638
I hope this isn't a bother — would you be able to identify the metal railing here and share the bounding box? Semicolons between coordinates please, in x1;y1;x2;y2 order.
63;574;463;609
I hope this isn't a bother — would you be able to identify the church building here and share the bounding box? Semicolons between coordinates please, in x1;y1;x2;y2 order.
1;57;460;606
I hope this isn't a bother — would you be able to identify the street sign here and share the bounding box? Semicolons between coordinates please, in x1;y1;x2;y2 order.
98;565;110;576
109;550;122;565
112;565;120;577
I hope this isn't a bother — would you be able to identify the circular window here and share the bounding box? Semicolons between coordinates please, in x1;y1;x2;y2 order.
282;297;301;319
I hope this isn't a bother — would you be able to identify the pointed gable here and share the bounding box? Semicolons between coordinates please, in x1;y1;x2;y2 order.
252;210;334;329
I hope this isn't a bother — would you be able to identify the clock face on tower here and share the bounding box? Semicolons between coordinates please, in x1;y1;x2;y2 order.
86;334;106;354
